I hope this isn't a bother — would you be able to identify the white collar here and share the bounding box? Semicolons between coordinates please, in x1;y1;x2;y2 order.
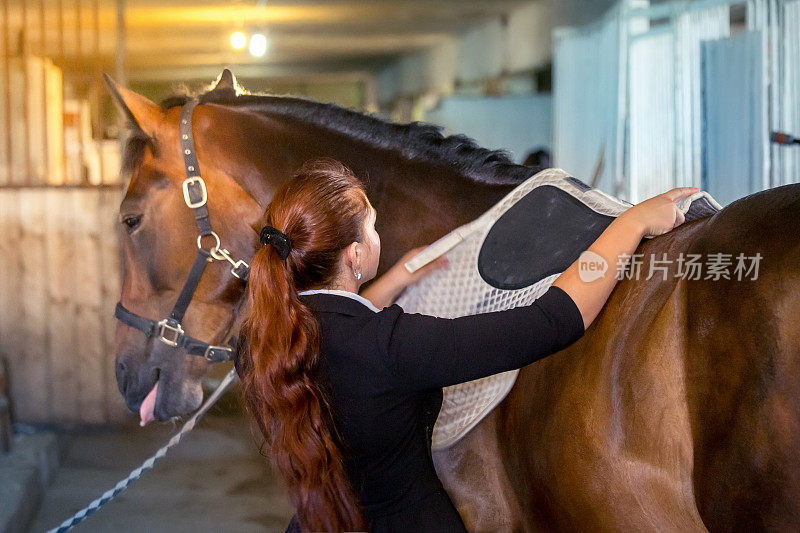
297;288;380;313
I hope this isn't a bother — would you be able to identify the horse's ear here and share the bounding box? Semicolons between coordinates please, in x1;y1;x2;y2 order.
102;73;161;136
210;69;238;95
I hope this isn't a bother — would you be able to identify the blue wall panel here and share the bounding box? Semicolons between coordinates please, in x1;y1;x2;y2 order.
423;95;552;165
702;31;765;206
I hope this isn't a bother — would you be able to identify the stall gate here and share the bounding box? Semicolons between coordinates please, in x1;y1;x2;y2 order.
553;0;800;205
0;1;128;424
0;187;127;424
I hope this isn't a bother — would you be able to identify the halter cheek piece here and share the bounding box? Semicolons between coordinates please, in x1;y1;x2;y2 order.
114;99;250;363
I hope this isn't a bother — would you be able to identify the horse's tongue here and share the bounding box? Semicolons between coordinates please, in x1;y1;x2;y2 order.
139;382;159;427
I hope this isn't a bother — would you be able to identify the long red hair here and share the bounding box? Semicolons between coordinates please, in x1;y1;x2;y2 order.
237;159;369;531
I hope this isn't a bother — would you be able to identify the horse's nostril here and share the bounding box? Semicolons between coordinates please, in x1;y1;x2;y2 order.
116;360;130;396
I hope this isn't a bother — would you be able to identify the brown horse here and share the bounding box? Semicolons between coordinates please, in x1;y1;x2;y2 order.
108;71;800;531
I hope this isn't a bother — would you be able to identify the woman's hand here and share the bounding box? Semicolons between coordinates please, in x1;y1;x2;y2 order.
360;245;448;309
387;246;449;289
618;187;700;237
554;185;701;330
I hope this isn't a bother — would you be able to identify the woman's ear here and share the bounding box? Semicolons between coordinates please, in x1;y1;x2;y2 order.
343;241;358;269
355;241;367;268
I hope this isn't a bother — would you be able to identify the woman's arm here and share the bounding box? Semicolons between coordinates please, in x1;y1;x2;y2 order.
380;187;699;391
360;247;448;308
552;187;699;329
382;284;584;390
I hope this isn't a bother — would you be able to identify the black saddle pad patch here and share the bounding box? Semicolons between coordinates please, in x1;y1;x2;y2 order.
478;185;616;290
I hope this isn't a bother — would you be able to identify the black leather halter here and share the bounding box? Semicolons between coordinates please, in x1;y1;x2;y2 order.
114;100;250;363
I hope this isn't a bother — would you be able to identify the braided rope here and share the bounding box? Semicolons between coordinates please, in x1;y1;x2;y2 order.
46;369;239;533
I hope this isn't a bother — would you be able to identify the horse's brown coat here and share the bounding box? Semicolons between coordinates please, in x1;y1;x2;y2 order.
435;220;710;531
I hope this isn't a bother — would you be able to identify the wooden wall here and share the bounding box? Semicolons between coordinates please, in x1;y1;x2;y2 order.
0;186;128;424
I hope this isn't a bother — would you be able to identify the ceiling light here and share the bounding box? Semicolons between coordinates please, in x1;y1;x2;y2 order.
230;31;247;50
249;33;268;57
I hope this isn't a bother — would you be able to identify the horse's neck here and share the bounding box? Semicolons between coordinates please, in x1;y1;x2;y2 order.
245;114;522;269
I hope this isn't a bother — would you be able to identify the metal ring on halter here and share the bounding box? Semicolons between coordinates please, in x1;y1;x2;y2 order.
196;231;221;256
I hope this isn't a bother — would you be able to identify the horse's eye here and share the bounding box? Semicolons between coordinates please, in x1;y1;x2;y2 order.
122;215;143;234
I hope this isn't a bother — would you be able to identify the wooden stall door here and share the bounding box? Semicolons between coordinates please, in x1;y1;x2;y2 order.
0;186;128;424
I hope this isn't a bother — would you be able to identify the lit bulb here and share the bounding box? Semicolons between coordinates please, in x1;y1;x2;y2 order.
230;31;247;50
249;33;268;57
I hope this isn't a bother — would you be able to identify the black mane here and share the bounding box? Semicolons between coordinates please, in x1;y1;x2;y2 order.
158;89;535;186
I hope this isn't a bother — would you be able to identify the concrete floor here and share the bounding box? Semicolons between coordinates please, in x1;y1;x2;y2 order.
31;413;294;532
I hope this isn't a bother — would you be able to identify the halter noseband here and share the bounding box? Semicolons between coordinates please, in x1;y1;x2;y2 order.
114;99;250;363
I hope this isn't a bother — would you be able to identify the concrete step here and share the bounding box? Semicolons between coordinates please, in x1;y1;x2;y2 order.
0;432;60;533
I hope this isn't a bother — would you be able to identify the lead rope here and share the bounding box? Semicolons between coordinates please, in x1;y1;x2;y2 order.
46;368;238;533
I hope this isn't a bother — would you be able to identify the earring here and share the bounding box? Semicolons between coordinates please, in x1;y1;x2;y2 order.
354;270;362;280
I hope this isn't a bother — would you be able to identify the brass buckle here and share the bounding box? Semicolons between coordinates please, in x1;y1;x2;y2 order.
229;260;249;279
203;345;231;362
157;319;184;347
182;177;207;209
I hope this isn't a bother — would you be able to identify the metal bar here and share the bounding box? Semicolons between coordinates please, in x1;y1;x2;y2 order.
617;1;634;199
22;0;33;185
2;0;11;185
40;0;49;185
116;0;126;90
76;0;86;184
57;0;66;184
58;0;64;62
94;0;104;184
38;0;54;415
115;0;127;153
76;0;83;87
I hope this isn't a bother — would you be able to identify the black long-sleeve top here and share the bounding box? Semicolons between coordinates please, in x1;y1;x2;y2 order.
289;285;585;531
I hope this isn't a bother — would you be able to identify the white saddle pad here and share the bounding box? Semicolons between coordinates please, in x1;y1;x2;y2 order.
396;168;720;449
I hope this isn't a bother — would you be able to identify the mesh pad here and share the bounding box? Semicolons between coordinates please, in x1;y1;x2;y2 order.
396;168;721;449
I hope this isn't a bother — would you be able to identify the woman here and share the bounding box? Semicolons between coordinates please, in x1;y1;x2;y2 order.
236;158;699;532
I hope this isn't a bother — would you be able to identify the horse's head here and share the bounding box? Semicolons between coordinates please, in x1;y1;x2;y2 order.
107;71;265;422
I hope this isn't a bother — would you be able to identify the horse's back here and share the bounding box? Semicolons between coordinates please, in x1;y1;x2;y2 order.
438;219;713;531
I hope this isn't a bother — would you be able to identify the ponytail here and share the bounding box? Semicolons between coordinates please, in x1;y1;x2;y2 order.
238;159;370;531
